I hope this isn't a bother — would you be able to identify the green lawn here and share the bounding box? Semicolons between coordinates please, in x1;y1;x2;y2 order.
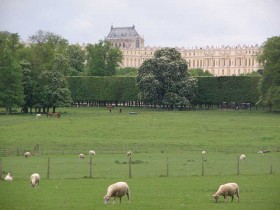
0;108;279;209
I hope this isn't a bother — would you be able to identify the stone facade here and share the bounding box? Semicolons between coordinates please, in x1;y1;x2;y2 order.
106;26;261;76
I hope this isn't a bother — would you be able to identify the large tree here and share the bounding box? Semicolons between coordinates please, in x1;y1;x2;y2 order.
136;48;197;108
257;36;280;110
0;32;24;114
37;55;72;113
86;40;123;76
65;44;86;75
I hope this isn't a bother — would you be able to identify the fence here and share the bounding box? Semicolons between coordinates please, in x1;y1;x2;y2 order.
1;149;279;180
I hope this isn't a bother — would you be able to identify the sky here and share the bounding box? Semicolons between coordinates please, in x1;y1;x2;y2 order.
0;0;279;48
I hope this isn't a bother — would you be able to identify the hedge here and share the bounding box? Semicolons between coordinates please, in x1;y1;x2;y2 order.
67;76;261;106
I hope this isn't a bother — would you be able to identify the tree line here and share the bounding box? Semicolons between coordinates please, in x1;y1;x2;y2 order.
0;30;279;114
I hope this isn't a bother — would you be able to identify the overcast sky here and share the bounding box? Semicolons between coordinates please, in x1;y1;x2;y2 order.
0;0;279;47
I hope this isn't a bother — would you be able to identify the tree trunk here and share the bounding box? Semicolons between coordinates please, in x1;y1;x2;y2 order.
52;106;56;113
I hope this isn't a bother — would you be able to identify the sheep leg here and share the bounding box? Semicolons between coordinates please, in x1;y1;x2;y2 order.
231;195;234;202
113;197;116;204
126;192;130;203
224;195;227;202
119;197;122;204
236;192;240;203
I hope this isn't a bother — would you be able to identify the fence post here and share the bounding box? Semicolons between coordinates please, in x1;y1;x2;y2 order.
47;158;50;179
237;156;240;175
201;155;204;176
166;157;169;177
90;156;93;178
127;151;132;178
0;159;2;180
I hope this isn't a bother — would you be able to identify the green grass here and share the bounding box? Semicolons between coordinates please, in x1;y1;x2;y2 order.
0;175;279;210
0;108;280;209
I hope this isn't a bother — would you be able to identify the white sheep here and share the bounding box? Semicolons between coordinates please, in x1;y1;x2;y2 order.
89;150;96;155
127;151;132;156
202;150;206;155
36;114;41;118
257;150;264;154
104;181;130;204
79;153;85;159
212;182;240;203
4;172;13;181
30;173;40;188
239;154;246;160
24;151;31;158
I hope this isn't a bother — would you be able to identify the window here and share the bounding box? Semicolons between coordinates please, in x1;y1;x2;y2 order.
136;39;140;48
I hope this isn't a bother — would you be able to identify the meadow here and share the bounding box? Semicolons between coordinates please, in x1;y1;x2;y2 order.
0;107;279;209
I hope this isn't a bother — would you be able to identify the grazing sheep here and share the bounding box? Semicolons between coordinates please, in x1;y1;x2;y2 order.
239;154;246;160
24;151;31;158
127;151;132;156
4;172;13;181
212;182;240;203
104;182;130;204
89;150;96;155
257;150;264;154
79;153;85;159
202;150;206;155
30;173;40;188
36;114;41;118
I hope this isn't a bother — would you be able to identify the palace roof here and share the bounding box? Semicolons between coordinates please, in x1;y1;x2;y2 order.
106;25;142;39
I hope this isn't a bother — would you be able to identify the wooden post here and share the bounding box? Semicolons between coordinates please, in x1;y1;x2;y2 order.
47;158;50;179
0;159;2;180
90;156;93;178
201;155;204;176
166;157;169;177
237;156;240;175
128;156;132;178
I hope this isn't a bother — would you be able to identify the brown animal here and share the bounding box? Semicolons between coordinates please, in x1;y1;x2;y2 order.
53;112;61;118
47;112;53;117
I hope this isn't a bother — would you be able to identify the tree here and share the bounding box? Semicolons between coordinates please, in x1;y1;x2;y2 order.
28;30;69;76
189;68;213;77
65;44;86;75
0;32;24;114
257;36;280;110
116;67;138;76
86;40;123;76
136;48;197;108
37;60;72;113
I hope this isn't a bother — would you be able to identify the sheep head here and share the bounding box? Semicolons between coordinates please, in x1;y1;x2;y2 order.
104;195;110;204
212;194;219;202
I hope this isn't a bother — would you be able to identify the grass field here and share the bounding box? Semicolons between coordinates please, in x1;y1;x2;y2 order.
0;107;279;209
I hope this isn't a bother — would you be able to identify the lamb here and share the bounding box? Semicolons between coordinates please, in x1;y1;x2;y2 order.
30;173;40;188
79;153;85;159
24;151;31;158
4;172;13;181
89;150;96;155
212;182;240;203
239;154;246;160
104;182;130;204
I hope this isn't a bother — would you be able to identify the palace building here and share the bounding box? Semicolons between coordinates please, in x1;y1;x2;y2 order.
105;26;262;76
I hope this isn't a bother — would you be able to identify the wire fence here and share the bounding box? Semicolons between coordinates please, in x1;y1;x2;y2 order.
1;148;279;180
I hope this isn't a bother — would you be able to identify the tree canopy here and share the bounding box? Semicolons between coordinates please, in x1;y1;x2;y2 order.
257;36;280;110
136;48;197;108
86;40;123;76
0;32;24;114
